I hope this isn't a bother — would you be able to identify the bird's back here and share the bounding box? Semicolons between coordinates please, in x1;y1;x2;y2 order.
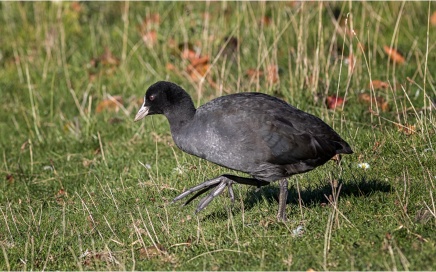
173;92;352;181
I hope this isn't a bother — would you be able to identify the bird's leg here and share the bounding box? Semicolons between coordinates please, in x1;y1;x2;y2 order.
277;179;289;222
172;175;270;213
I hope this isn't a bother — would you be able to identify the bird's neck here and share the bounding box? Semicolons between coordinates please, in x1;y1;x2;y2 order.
164;97;196;134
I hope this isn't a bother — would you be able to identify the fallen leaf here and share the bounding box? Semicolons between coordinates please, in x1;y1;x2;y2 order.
96;96;123;113
246;68;264;79
266;65;279;84
260;16;272;26
326;95;344;109
190;55;209;67
383;46;405;64
70;1;82;13
100;47;120;66
431;11;436;26
358;93;389;112
179;43;198;61
187;63;210;82
88;48;120;81
56;189;67;198
369;80;389;90
142;30;158;47
6;174;14;183
395;123;416;135
139;244;166;260
166;63;176;71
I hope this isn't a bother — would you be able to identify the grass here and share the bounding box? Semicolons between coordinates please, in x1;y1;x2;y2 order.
0;1;435;270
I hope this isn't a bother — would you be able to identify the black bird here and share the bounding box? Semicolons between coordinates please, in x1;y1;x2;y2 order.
134;81;353;221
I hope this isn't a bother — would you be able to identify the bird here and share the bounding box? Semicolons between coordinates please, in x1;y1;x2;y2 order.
134;81;353;221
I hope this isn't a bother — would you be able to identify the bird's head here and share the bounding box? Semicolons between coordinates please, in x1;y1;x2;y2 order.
134;81;191;121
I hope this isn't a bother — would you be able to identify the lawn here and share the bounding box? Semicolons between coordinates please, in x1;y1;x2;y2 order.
0;1;435;270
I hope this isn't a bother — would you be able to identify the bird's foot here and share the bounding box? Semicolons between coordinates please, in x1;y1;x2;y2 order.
172;175;270;213
171;175;235;213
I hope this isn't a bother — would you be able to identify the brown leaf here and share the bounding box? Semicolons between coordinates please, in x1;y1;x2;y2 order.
100;47;120;66
266;65;279;84
70;2;82;13
139;244;166;260
187;63;210;82
190;55;209;67
56;189;66;198
20;140;29;151
142;30;158;47
246;69;264;79
395;123;416;135
260;16;272;26
383;46;405;64
166;63;176;71
96;96;123;113
6;174;14;183
369;80;389;90
180;46;198;61
431;11;436;26
358;93;389;112
326;95;344;110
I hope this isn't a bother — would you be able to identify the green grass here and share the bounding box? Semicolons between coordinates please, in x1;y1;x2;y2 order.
1;1;435;270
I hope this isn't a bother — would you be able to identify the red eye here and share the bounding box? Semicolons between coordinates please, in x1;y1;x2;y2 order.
149;95;155;101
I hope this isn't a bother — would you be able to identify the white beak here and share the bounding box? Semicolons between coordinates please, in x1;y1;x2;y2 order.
134;104;150;121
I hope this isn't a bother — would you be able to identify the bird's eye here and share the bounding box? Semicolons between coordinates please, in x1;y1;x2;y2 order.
149;95;155;101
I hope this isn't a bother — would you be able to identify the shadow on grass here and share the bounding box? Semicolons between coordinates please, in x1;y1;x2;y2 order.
200;177;392;221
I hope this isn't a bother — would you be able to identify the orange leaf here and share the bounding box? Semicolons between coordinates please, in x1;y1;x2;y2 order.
358;93;389;112
431;11;436;26
165;63;176;71
383;46;405;64
190;56;209;67
246;69;264;79
326;95;344;110
96;96;123;113
187;63;210;82
142;30;158;47
266;65;279;84
260;16;272;26
70;2;82;13
395;123;416;135
100;47;120;66
369;80;389;90
180;48;197;61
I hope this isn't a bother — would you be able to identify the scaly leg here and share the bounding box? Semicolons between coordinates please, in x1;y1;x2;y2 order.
172;175;269;213
277;179;289;222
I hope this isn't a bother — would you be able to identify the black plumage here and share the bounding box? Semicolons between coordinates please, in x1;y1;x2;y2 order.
135;81;353;221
